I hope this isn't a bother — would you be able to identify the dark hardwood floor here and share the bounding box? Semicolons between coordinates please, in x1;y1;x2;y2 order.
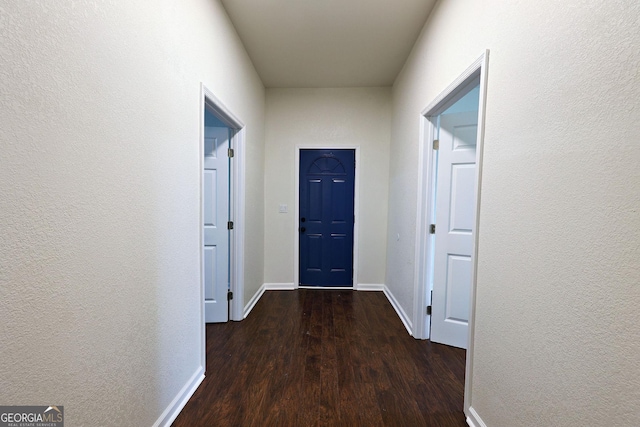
173;290;467;427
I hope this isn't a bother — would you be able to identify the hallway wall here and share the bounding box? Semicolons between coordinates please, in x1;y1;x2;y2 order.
0;0;264;425
389;0;640;425
264;88;390;288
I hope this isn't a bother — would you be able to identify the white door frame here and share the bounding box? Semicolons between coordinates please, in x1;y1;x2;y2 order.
412;50;489;411
294;145;360;290
200;84;246;343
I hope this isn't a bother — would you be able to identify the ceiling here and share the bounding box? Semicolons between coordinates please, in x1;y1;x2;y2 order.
220;0;437;88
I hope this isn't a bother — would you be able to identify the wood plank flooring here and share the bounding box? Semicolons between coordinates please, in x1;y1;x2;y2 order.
172;290;467;427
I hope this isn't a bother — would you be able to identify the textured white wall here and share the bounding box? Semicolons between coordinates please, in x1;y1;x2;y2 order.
264;88;390;287
0;0;264;426
390;0;640;426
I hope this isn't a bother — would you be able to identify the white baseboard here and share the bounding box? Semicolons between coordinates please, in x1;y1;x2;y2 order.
244;284;266;318
356;283;384;291
466;406;487;427
383;285;413;336
153;367;205;427
264;283;296;290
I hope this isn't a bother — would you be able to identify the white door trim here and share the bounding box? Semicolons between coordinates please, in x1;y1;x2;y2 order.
200;84;246;337
294;145;360;289
412;50;489;413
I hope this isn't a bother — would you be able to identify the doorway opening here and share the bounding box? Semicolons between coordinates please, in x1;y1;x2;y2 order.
412;50;489;413
200;84;246;346
428;78;480;349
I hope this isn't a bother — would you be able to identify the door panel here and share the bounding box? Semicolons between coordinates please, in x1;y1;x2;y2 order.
445;254;472;322
203;170;216;225
307;234;322;270
309;180;323;220
204;125;229;323
299;149;355;287
431;111;478;348
331;179;347;219
449;164;475;232
203;246;216;300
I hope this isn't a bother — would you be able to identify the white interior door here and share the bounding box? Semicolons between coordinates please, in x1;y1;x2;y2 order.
430;110;478;349
204;126;229;323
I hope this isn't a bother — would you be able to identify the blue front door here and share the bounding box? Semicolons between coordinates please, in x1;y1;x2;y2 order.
299;149;355;287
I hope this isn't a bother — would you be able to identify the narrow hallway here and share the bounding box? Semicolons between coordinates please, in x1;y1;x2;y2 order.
173;290;467;426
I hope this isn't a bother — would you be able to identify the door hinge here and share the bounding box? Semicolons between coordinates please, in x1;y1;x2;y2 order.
227;291;233;301
429;224;436;234
227;221;234;230
433;139;439;150
228;148;234;158
426;305;432;315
